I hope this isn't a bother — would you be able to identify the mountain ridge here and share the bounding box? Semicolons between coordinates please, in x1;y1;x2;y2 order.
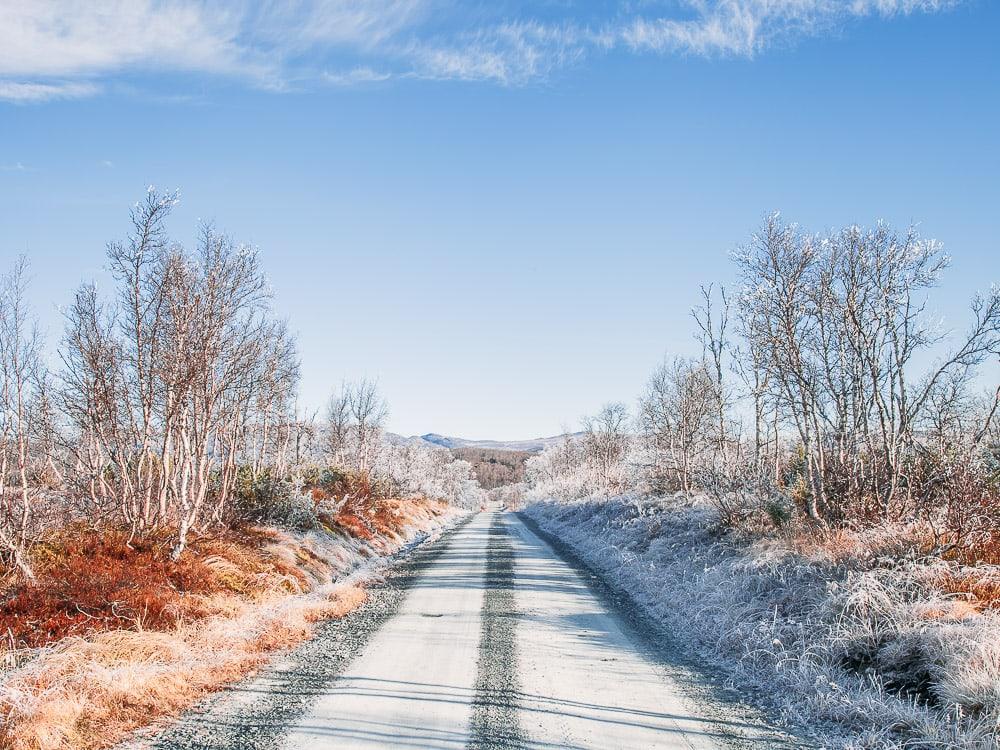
388;432;583;453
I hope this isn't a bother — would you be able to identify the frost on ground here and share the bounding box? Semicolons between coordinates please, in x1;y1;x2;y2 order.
524;495;1000;750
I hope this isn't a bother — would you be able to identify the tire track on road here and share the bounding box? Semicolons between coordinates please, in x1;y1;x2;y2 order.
468;514;525;750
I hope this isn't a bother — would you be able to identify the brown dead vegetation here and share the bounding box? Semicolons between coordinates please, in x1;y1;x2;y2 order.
932;569;1000;612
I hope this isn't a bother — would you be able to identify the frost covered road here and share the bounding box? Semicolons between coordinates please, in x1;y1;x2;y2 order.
143;510;793;750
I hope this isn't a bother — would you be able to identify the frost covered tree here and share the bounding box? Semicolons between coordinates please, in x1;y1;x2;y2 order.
735;215;1000;521
372;437;485;508
0;258;51;578
583;402;631;493
525;215;999;538
59;190;299;556
639;358;716;492
325;384;351;467
349;379;388;474
322;379;388;475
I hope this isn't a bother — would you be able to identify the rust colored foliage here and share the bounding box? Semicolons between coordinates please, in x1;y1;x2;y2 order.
934;569;1000;611
307;470;447;542
330;510;375;540
0;487;448;650
0;528;217;648
920;454;1000;566
335;495;447;542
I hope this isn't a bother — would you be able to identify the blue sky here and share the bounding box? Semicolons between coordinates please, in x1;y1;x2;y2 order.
1;1;998;439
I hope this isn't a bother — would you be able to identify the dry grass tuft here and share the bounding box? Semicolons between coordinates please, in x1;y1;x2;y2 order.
781;523;931;565
931;568;1000;611
0;583;366;750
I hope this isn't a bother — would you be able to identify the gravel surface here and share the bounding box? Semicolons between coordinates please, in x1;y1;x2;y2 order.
468;515;525;750
124;517;472;750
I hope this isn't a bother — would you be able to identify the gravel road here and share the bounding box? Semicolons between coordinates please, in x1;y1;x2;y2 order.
128;510;804;750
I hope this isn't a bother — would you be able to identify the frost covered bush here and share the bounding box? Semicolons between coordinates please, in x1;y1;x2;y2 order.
231;471;318;530
524;433;652;502
373;440;486;508
695;458;796;531
525;495;1000;749
524;439;594;501
319;379;485;509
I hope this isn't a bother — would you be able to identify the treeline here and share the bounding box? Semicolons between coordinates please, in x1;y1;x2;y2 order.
527;216;1000;559
0;191;483;578
318;380;485;512
449;447;531;489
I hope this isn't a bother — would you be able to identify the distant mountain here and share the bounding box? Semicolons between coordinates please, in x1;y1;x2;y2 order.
388;432;583;454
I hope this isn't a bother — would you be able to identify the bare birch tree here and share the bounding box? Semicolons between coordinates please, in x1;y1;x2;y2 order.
325;383;352;467
349;379;388;474
59;191;298;556
639;358;716;492
584;402;630;493
0;258;48;578
734;214;1000;522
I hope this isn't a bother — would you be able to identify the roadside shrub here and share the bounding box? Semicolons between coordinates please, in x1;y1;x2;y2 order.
695;459;796;532
911;450;1000;565
231;469;317;530
300;466;350;493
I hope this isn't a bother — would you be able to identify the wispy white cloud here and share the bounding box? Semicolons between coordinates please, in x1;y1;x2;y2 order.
0;0;965;100
404;0;960;84
323;66;392;85
0;80;99;103
613;0;961;57
262;0;427;50
406;22;587;85
0;2;248;77
849;0;960;15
